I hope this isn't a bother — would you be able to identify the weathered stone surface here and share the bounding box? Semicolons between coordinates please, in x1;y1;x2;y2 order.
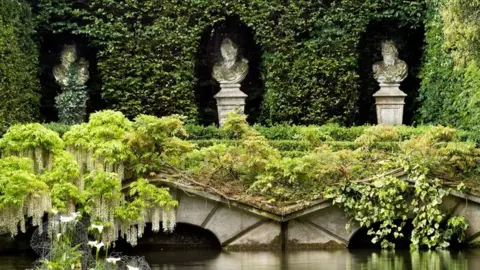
214;83;247;126
159;184;480;250
287;220;345;248
212;38;248;84
450;199;480;239
176;192;217;227
440;195;462;215
373;41;407;84
226;221;281;249
204;205;262;244
304;205;357;242
373;83;407;125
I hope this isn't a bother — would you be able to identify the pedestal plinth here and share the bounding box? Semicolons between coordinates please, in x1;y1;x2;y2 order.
373;83;407;125
214;83;247;127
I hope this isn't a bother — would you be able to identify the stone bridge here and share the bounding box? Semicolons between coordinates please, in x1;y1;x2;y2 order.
149;178;480;250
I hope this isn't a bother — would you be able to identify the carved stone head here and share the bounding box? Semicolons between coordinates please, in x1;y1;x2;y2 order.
60;45;78;65
54;44;89;87
220;38;238;62
381;41;398;67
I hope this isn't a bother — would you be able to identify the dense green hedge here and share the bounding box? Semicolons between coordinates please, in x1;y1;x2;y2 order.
19;122;480;149
0;0;40;131
187;124;480;148
417;0;480;129
34;0;426;125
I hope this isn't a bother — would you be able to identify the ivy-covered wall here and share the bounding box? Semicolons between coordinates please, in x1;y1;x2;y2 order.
34;0;426;125
0;0;40;131
417;0;480;130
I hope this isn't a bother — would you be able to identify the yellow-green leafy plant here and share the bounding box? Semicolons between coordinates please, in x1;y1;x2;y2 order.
127;114;193;174
0;123;64;173
63;110;133;179
0;110;181;251
355;125;400;147
250;147;365;202
0;157;50;235
115;179;178;246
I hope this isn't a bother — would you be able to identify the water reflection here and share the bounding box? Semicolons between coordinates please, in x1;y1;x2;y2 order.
2;249;480;269
143;249;480;270
353;250;470;270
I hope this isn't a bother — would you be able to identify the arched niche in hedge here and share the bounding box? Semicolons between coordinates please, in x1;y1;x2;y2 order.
194;16;264;125
38;33;104;123
356;19;425;125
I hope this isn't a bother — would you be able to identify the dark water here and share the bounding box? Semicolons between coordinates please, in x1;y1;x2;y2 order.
1;249;479;270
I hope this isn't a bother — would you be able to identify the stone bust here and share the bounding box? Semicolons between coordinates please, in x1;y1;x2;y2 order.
373;41;408;84
212;38;249;84
53;44;89;88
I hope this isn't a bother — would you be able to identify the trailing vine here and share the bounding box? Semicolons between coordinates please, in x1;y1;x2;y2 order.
324;126;476;249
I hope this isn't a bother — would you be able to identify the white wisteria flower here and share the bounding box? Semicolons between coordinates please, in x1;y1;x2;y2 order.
106;257;121;264
88;240;98;247
60;215;74;223
51;209;59;215
71;212;81;219
126;266;140;270
90;224;104;233
56;233;62;240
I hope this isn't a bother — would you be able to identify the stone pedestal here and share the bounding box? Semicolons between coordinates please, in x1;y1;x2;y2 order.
214;83;247;126
373;83;407;125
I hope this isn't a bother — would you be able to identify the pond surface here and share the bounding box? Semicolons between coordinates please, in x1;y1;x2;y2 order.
1;249;479;269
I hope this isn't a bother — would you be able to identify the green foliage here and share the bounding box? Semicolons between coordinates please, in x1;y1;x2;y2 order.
0;0;40;130
251;147;365;202
1;111;477;249
43;123;72;137
41;151;83;213
223;112;251;139
128;114;193;173
325;127;476;249
63;110;134;173
115;178;177;223
355;125;400;147
418;0;480;129
325;176;410;249
0;123;64;154
0;110;183;245
183;119;280;186
186;123;474;144
34;0;426;124
56;88;88;125
441;0;480;66
183;115;476;248
84;171;122;216
0;157;47;209
0;123;64;173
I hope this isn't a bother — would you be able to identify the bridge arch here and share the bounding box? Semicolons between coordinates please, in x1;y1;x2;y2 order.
114;222;221;252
